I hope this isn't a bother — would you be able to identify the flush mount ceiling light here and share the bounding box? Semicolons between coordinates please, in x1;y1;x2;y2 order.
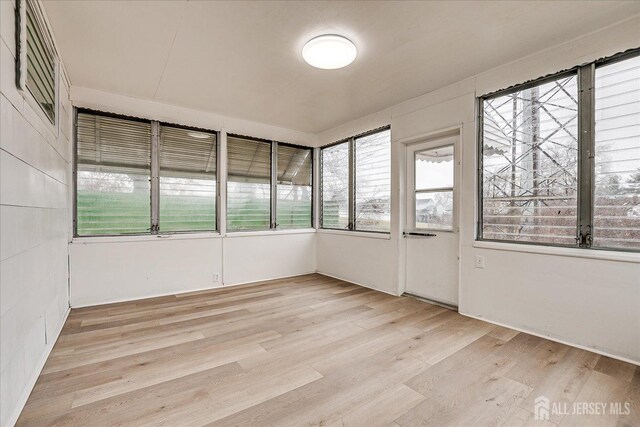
302;35;357;69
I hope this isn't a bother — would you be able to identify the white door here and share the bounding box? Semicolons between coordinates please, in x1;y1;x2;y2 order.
404;135;459;307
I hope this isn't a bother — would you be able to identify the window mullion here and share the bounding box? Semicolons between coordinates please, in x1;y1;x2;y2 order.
348;137;355;230
312;148;319;229
271;141;278;229
319;148;324;228
150;120;160;234
217;131;224;234
72;108;78;236
577;64;595;248
477;100;484;240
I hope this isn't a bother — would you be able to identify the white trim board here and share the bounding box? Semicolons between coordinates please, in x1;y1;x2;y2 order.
222;271;318;288
70;270;319;309
70;284;224;309
316;272;400;297
473;241;640;264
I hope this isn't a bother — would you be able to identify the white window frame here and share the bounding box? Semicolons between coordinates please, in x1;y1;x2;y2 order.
477;48;640;253
73;108;221;237
319;126;392;234
225;133;314;233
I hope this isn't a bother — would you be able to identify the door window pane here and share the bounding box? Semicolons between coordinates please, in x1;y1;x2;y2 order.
416;145;454;190
321;142;349;229
593;56;640;250
416;191;453;230
227;136;271;231
415;145;454;230
277;145;312;229
76;113;151;235
481;75;579;245
159;126;216;232
355;129;391;232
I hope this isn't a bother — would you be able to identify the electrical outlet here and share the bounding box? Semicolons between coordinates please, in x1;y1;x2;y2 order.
213;273;220;283
474;255;485;269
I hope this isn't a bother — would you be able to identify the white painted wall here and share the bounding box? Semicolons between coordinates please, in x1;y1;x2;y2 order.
316;16;640;363
69;236;224;307
317;231;396;294
69;231;317;307
224;232;316;286
0;1;72;425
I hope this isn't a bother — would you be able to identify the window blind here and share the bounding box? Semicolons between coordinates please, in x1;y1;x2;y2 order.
159;125;217;232
76;112;151;235
227;136;271;231
25;0;55;123
277;145;312;229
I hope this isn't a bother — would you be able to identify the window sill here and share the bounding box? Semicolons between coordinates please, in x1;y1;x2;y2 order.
72;232;222;244
409;228;456;234
473;240;640;264
317;229;391;240
224;229;317;238
72;228;319;243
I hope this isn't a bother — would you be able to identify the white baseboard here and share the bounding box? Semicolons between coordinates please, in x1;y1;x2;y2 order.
222;271;318;288
316;271;400;297
461;311;640;367
71;284;225;308
6;307;71;427
71;271;319;309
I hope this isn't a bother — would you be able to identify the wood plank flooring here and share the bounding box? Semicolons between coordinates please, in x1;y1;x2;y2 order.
18;274;639;426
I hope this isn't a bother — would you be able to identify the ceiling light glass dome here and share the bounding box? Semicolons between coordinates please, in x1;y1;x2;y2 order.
302;35;357;69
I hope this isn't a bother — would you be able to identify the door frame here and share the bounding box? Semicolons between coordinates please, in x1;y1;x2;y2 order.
397;125;463;302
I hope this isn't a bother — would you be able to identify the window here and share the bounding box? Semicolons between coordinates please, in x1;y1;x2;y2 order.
226;136;313;232
159;125;217;233
594;55;640;250
479;50;640;251
321;142;350;229
414;145;454;230
76;112;151;236
355;130;391;232
320;127;391;233
75;110;218;236
18;0;56;124
75;115;313;237
481;74;579;245
226;136;272;231
277;145;312;229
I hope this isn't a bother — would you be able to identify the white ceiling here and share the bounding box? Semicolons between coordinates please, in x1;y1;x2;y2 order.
43;1;640;133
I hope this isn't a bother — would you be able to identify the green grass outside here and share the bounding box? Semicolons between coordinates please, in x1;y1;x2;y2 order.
77;192;312;235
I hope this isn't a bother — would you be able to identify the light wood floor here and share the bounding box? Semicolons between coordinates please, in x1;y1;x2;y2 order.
18;274;639;426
